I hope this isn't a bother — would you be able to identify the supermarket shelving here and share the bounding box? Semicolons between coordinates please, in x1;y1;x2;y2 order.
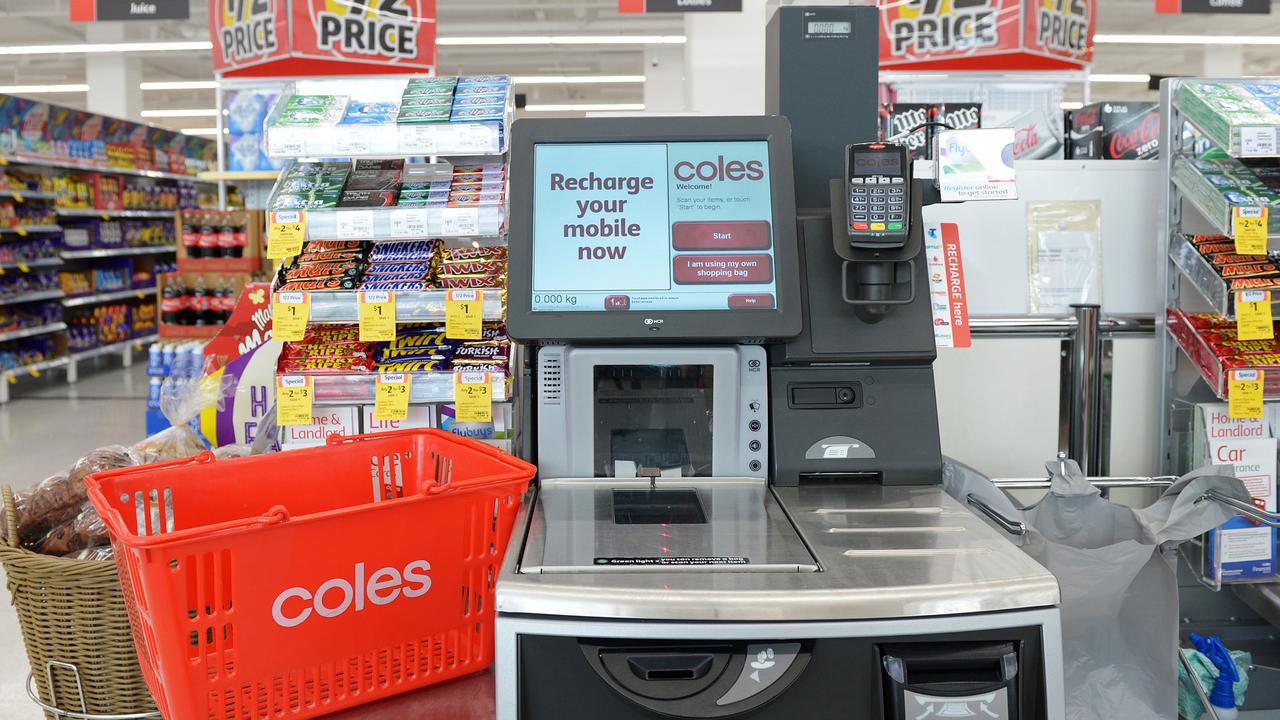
0;257;61;271
0;290;63;306
55;208;176;219
0;154;214;183
198;170;280;182
60;246;175;260
0;225;60;235
289;204;506;242
0;322;66;343
1173;81;1280;158
301;289;506;324
310;370;509;405
1170;155;1280;239
62;287;156;307
0;332;157;403
1166;233;1264;318
0;355;70;402
0;189;56;201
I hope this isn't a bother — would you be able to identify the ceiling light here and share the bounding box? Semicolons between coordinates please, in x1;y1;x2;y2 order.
140;108;218;118
512;75;646;85
1094;34;1280;45
181;128;224;136
1089;73;1151;83
141;80;219;91
525;103;647;112
1060;101;1084;110
0;41;212;56
0;83;89;94
438;35;686;46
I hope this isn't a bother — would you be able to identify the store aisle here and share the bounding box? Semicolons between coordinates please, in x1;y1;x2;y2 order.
0;363;149;488
0;363;148;720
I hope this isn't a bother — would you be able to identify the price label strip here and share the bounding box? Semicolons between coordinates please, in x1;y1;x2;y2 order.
389;208;429;238
268;210;307;259
1237;290;1274;341
445;289;483;339
1242;126;1279;157
272;291;310;342
454;371;492;423
277;375;315;427
1233;206;1268;256
374;372;411;422
1229;368;1265;419
358;290;396;341
335;210;375;240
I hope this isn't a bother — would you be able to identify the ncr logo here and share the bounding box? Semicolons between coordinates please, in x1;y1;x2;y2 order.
272;560;432;628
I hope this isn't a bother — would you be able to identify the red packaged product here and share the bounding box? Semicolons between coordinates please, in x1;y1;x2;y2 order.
1190;234;1231;245
281;342;377;359
1209;252;1275;266
1183;313;1237;332
1198;243;1239;256
302;240;365;252
1230;276;1280;291
276;278;358;292
295;250;367;265
1221;261;1280;279
303;325;361;342
440;260;506;276
1221;353;1280;369
284;261;363;280
443;246;507;262
278;354;377;374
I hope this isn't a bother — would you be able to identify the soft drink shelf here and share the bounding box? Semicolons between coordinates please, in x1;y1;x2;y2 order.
1172;155;1280;240
295;370;510;405
298;289;506;324
1167;307;1280;400
264;78;512;160
1174;80;1280;158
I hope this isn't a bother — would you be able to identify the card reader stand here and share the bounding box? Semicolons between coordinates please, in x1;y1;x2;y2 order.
829;179;923;319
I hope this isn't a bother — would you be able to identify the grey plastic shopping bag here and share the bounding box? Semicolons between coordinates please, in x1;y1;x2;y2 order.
944;457;1249;720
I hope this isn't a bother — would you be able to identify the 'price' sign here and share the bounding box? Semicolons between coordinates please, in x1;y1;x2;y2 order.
268;211;307;259
375;372;411;421
276;375;315;426
272;291;310;342
446;289;483;339
454;370;492;423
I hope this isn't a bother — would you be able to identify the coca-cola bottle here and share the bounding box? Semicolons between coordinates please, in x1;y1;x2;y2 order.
161;282;182;325
191;275;211;325
215;277;234;323
181;218;199;260
217;222;237;258
197;220;218;259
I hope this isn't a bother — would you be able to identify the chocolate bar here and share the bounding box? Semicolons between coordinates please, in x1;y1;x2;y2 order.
1221;261;1280;278
1209;252;1274;266
303;325;361;342
1230;276;1280;291
440;260;505;276
303;240;365;252
364;261;431;276
296;250;368;265
277;278;358;292
279;355;377;373
284;261;363;280
282;341;377;359
440;274;504;289
444;246;506;262
360;280;430;291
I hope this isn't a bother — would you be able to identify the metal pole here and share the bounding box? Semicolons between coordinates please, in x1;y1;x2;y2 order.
1067;304;1103;478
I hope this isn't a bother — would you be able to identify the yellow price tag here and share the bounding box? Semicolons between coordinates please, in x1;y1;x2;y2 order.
454;370;492;423
14;226;26;237
445;289;483;340
268;210;307;259
28;366;39;378
276;375;315;427
358;291;396;342
16;261;28;273
11;191;23;203
1237;290;1275;340
374;372;411;422
1229;368;1265;419
4;372;14;384
1234;206;1269;255
272;291;310;342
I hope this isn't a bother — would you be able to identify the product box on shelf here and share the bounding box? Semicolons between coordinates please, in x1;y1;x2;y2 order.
361;403;434;434
358;401;513;451
280;404;360;449
176;209;263;272
1193;402;1270;467
158;272;250;339
1068;102;1160;160
1206;435;1278;581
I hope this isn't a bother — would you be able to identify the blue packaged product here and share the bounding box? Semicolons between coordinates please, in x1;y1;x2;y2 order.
340;102;398;125
360;281;431;292
450;106;505;121
451;95;507;109
457;75;508;85
364;261;431;276
453;83;507;98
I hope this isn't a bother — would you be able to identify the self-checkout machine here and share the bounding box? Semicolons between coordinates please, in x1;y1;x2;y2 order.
494;7;1064;720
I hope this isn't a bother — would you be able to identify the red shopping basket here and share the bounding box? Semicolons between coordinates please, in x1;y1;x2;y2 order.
85;429;535;720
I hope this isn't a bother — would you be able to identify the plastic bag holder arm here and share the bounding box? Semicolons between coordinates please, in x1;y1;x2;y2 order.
1197;488;1280;529
991;476;1178;490
966;493;1027;536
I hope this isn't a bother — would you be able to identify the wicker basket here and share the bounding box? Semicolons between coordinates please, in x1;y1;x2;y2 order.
0;486;157;720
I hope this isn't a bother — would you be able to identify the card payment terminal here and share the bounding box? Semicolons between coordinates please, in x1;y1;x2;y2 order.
846;142;911;246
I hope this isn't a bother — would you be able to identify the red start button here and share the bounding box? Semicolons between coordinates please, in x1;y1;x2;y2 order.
604;295;630;310
728;294;775;308
671;221;772;251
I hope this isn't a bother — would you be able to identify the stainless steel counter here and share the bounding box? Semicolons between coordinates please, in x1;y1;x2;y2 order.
498;481;1060;622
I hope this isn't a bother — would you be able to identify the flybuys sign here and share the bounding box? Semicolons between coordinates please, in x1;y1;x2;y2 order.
210;0;435;75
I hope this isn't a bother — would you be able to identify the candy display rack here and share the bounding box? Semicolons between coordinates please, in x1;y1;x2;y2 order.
1158;77;1280;592
269;74;515;423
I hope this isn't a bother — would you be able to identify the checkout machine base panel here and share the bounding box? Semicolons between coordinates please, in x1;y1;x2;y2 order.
496;609;1063;720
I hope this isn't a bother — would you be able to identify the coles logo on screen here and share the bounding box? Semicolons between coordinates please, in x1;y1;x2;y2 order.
271;560;432;628
673;156;765;184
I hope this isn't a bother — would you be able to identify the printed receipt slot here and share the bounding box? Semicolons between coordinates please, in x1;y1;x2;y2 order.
498;115;1064;720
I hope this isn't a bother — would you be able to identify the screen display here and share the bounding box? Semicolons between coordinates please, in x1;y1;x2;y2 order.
531;141;777;313
807;21;851;34
853;151;902;176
